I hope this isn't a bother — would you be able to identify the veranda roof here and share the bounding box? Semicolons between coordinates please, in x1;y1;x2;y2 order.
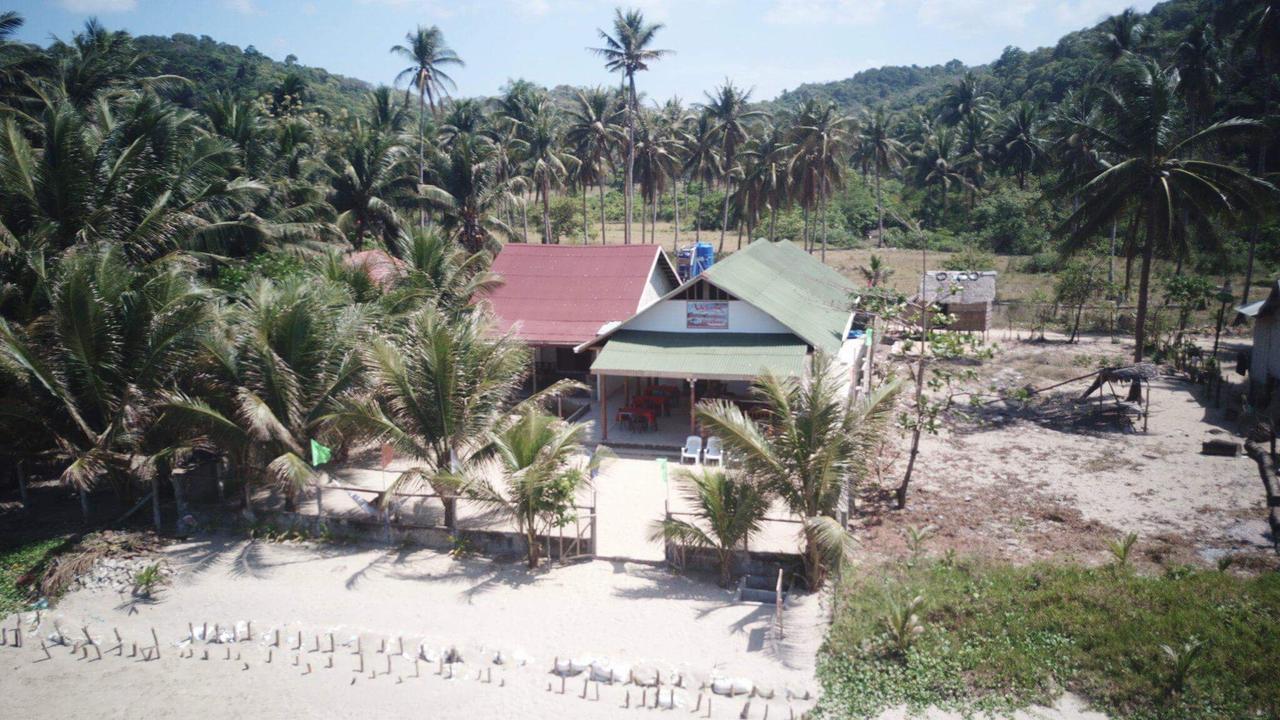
590;330;808;381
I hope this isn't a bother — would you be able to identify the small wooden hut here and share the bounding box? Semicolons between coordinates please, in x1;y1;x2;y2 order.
919;270;997;333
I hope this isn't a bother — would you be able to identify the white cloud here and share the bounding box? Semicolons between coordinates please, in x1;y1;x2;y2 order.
57;0;137;12
917;0;1037;33
223;0;261;14
764;0;888;27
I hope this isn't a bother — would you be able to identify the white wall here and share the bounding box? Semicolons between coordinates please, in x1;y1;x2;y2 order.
638;265;677;309
623;300;792;334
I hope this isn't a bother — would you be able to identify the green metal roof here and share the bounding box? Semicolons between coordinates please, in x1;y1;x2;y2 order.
698;240;856;354
590;330;808;380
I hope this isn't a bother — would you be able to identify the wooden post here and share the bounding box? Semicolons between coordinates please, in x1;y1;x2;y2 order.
689;378;697;434
600;374;609;441
16;461;29;509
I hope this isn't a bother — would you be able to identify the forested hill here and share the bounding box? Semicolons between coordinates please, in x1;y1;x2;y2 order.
133;33;371;112
767;0;1216;113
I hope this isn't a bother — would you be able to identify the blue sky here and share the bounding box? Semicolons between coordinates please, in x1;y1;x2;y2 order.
11;0;1159;102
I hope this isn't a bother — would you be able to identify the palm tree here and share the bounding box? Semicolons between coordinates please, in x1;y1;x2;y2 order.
859;107;907;248
391;25;464;224
858;254;894;288
590;8;671;246
1216;0;1279;305
658;97;691;248
937;72;992;127
326;307;528;531
741;123;792;243
696;355;901;589
469;406;603;568
0;94;266;264
421;133;517;254
649;468;768;586
998;101;1044;190
565;87;621;244
162;276;366;514
324;123;418;252
790;99;851;260
914;126;971;223
634;112;679;245
521;102;575;244
385;228;501;318
0;244;212;514
683;112;722;243
366;85;410;134
1098;8;1150;63
703;81;764;252
1056;58;1277;362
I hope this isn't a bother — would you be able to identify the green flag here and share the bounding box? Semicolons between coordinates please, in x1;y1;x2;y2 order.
310;439;332;467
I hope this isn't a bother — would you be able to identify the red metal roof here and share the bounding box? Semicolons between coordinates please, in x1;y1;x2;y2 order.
483;244;666;346
344;250;406;289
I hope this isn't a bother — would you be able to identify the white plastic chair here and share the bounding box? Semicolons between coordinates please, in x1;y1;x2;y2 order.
703;437;723;466
680;436;702;464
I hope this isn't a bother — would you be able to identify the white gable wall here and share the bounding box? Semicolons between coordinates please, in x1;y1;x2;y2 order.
638;262;677;310
624;299;792;334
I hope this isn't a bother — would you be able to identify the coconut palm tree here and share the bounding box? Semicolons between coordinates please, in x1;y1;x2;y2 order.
914;126;971;223
391;25;463;224
657;97;691;248
324;123;418;252
521;102;575;244
565;87;621;244
1098;8;1150;63
696;355;901;589
383;228;501;318
1216;0;1279;305
421;133;517;254
859;107;907;248
998;101;1045;190
590;8;671;246
0;94;267;264
634;112;679;245
789;99;851;260
325;307;529;531
161;276;366;514
649;467;768;586
741;123;792;243
1056;58;1277;362
937;72;992;127
0;244;212;513
682;112;722;243
858;254;894;288
703;81;764;252
468;406;603;568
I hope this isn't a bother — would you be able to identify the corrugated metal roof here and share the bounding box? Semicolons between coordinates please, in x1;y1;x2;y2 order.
696;240;857;354
590;330;808;380
920;270;997;304
344;250;407;289
482;244;672;346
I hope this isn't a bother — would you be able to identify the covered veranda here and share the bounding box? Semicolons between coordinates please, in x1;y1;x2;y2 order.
586;330;809;448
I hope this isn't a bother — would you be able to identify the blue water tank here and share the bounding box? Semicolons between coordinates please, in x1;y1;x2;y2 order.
676;242;717;280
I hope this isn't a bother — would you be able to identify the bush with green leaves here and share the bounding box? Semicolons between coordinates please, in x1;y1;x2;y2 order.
818;558;1280;720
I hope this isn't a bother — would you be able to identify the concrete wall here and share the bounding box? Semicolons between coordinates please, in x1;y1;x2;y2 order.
624;300;791;334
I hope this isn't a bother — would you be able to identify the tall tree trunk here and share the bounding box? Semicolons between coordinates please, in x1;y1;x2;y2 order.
640;189;647;244
671;175;681;251
820;190;829;263
1133;200;1157;363
418;84;426;228
542;181;552;244
581;186;589;244
875;165;885;248
520;198;529;243
737;209;745;249
802;205;811;253
695;182;706;242
652;192;658;245
769;203;778;242
624;75;636;245
1240;59;1271;309
598;181;608;244
1108;220;1117;289
719;177;731;253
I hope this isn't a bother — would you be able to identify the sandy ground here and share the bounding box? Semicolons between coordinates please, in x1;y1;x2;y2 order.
852;331;1275;570
2;540;825;719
